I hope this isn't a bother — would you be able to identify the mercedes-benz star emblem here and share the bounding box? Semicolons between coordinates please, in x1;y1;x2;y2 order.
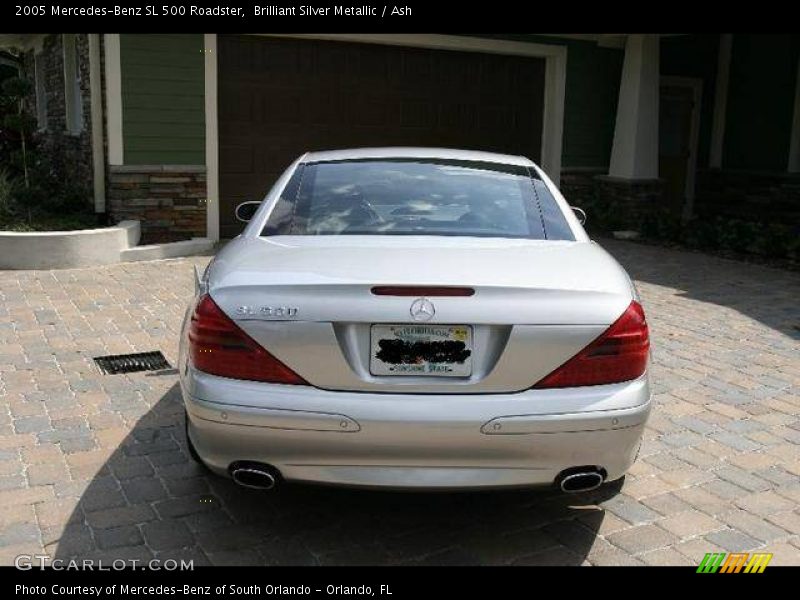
409;297;435;322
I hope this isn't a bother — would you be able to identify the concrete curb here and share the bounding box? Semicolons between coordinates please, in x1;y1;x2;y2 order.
0;220;141;270
120;238;215;262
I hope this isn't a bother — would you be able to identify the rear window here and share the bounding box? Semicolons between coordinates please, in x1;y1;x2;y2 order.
261;159;574;241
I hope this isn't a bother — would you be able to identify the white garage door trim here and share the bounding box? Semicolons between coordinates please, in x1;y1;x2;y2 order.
204;33;567;241
204;33;219;242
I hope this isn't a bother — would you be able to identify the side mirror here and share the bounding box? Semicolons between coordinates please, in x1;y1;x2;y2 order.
235;201;261;223
570;206;587;225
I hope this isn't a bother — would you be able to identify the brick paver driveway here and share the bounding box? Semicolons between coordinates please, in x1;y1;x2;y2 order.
1;240;798;566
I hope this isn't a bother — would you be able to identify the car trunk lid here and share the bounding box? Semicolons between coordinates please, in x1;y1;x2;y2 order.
207;236;634;393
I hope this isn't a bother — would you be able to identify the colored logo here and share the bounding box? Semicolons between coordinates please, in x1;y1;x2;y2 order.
697;552;773;573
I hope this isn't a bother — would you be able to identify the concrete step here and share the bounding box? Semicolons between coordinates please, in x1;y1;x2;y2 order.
120;238;215;262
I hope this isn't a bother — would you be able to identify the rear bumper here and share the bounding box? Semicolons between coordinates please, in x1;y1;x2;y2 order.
182;368;651;489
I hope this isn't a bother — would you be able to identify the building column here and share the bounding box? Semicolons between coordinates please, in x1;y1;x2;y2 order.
595;34;664;230
609;34;661;179
103;34;123;166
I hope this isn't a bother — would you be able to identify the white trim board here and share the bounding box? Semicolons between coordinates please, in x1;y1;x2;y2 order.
103;34;123;166
204;33;220;242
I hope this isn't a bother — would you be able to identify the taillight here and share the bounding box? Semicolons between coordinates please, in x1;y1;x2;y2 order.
533;301;650;389
188;294;307;385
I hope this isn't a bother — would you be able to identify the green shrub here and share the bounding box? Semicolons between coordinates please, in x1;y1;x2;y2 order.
716;218;759;253
750;223;795;258
0;168;17;215
577;184;795;262
660;215;684;241
786;231;800;261
639;211;661;239
13;185;46;211
588;199;630;232
41;182;90;213
640;210;682;241
578;196;614;233
1;76;32;98
682;217;718;249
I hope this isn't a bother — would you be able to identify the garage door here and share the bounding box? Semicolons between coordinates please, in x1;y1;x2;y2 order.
218;35;546;238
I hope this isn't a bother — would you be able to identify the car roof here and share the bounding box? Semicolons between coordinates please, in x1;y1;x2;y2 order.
302;147;536;167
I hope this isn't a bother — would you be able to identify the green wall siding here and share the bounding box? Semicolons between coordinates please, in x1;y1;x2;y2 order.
559;40;623;169
661;34;720;169
480;35;624;169
120;34;205;165
115;34;800;173
118;33;624;169
723;34;799;172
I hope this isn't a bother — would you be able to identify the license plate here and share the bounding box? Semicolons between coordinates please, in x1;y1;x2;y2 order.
369;324;473;377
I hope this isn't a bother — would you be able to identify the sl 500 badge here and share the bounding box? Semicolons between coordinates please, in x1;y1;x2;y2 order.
236;306;299;318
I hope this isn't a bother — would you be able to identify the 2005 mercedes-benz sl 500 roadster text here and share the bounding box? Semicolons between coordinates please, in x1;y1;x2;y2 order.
178;147;651;493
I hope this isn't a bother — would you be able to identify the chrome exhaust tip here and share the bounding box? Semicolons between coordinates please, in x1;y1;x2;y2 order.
230;465;279;490
559;471;604;493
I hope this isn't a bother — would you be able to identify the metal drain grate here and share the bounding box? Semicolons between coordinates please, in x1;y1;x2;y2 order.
94;351;171;375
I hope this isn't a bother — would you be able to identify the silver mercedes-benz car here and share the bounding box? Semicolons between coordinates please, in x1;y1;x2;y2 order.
179;147;651;493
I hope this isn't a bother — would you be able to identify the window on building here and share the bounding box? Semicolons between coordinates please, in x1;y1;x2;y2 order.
34;52;48;130
62;34;83;135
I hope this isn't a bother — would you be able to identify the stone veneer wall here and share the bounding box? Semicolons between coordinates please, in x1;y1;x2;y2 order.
695;169;800;225
558;169;665;231
564;168;799;231
593;175;665;229
21;34;94;204
559;169;605;206
107;166;207;243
